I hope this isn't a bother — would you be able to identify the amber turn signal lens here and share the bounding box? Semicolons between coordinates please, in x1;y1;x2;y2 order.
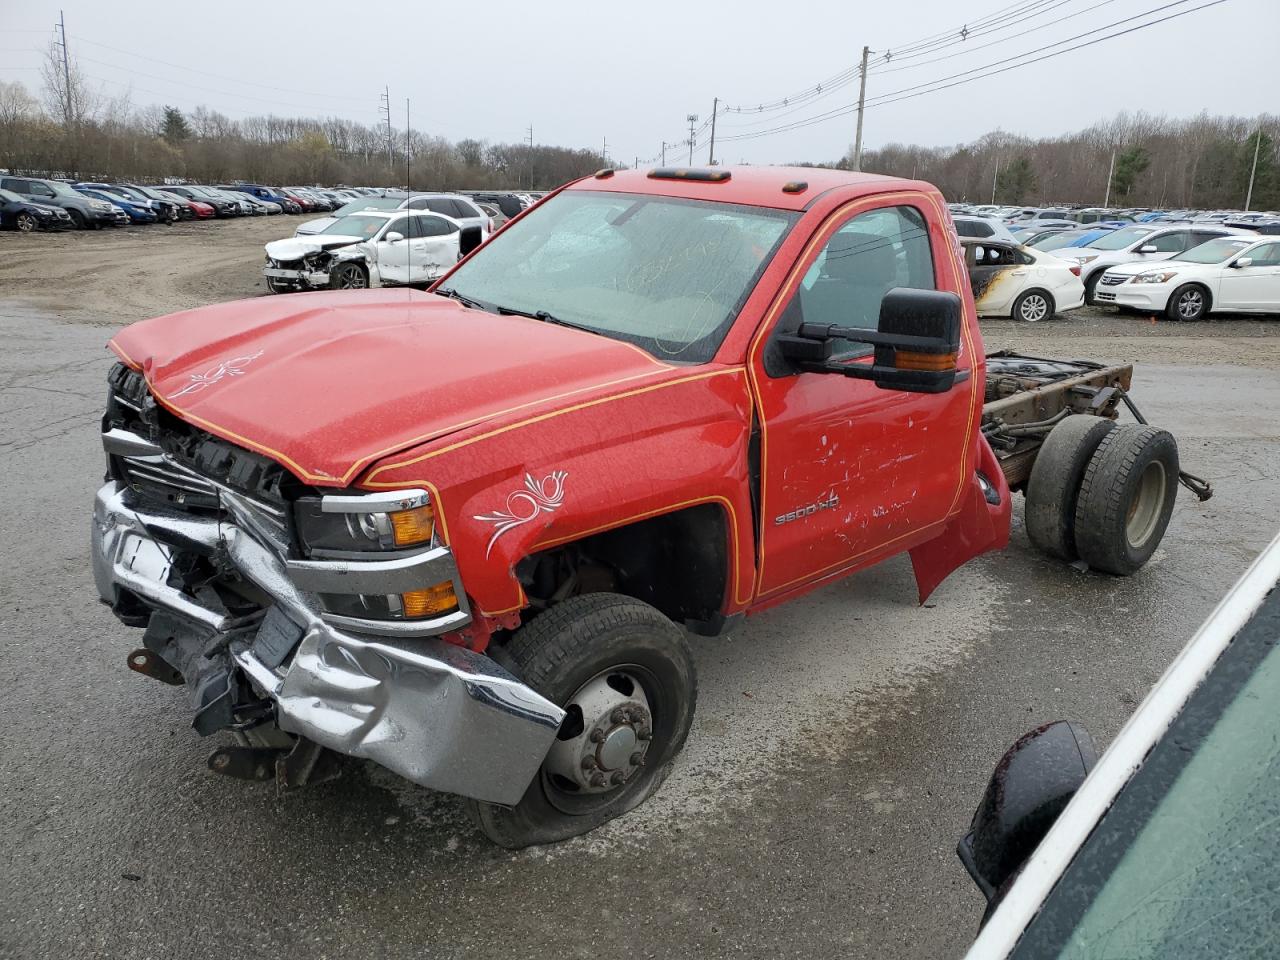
895;350;957;372
390;504;435;546
401;581;458;618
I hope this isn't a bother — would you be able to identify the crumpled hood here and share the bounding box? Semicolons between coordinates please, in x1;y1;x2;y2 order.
265;235;364;260
108;290;671;486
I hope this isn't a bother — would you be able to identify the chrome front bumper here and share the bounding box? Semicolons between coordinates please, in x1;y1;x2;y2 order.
92;481;565;805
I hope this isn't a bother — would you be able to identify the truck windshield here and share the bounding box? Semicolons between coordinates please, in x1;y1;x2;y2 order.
442;190;797;362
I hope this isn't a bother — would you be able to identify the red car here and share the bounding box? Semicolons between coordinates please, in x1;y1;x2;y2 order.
186;198;215;219
93;166;1200;848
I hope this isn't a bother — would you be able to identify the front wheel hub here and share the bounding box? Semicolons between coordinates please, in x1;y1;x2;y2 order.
544;670;653;794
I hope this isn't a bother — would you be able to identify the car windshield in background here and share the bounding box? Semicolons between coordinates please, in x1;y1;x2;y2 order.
1010;592;1280;959
443;191;797;363
0;189;25;203
320;215;387;238
48;181;82;197
335;197;401;216
1032;233;1082;251
1088;225;1157;250
1179;237;1255;263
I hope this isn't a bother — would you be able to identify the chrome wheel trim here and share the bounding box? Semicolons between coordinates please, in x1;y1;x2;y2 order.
543;668;653;797
1178;289;1203;319
17;214;36;232
1020;293;1048;322
336;265;366;289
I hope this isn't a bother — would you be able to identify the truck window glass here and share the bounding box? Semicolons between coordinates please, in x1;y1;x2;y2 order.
442;191;797;363
785;205;934;359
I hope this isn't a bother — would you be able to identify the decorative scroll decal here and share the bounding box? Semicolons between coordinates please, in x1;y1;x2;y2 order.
171;351;265;398
475;471;569;557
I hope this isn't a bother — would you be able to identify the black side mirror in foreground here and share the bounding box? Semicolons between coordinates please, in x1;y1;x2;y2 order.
459;224;484;257
777;288;964;393
958;720;1097;913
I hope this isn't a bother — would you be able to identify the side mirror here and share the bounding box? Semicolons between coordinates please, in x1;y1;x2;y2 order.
458;224;484;257
776;288;964;394
1232;257;1253;269
957;721;1097;913
1138;244;1158;254
384;231;405;243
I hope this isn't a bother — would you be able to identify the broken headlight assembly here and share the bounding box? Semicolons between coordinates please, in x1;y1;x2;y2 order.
293;489;461;621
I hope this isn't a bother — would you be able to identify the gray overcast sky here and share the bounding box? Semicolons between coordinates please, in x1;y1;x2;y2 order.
4;0;1276;166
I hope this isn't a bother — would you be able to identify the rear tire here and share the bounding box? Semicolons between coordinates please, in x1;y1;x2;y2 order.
466;593;696;849
1166;284;1209;322
1073;425;1179;575
1083;271;1102;306
1012;289;1054;322
1025;415;1117;562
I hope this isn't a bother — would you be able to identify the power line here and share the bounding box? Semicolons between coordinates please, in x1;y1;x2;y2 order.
716;0;1229;144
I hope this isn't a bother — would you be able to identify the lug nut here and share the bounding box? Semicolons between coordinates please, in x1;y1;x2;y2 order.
630;752;644;766
637;729;652;741
611;771;626;785
590;729;605;743
611;708;626;724
589;772;606;788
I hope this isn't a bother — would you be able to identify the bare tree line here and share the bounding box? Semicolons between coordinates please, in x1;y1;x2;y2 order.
0;46;606;190
848;111;1280;210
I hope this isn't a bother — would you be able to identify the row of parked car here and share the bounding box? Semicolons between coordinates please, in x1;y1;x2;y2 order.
0;175;543;234
948;202;1280;322
260;190;544;292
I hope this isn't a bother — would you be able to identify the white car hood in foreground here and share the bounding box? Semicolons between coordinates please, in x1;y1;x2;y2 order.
1100;258;1199;277
295;216;339;236
265;235;365;260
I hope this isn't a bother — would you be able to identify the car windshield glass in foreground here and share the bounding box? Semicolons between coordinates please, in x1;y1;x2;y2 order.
1088;225;1158;251
1179;238;1255;264
335;197;401;216
1011;588;1280;960
320;215;387;238
442;190;797;362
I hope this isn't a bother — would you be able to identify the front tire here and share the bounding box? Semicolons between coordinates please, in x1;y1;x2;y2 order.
1083;271;1102;306
68;209;87;230
1166;283;1209;321
328;263;368;289
16;213;37;233
1012;288;1054;322
467;593;697;849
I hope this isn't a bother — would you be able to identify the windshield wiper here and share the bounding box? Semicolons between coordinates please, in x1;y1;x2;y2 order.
435;287;486;310
494;304;588;332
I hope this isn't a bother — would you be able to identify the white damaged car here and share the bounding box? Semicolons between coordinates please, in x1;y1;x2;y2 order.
264;210;478;293
961;239;1086;321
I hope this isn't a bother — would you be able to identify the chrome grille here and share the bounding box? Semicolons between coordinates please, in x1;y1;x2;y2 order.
121;456;217;500
1100;274;1127;286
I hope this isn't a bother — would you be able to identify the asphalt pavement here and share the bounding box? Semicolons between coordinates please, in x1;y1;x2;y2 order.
2;301;1278;960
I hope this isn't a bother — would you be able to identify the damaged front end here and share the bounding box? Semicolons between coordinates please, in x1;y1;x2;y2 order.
262;237;374;292
92;363;564;803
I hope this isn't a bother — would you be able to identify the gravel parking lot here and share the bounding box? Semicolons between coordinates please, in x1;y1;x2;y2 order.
3;223;1279;959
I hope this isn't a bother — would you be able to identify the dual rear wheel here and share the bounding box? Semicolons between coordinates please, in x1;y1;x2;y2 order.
1025;417;1179;575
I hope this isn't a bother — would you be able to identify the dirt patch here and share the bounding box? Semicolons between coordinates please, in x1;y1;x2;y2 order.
0;215;303;327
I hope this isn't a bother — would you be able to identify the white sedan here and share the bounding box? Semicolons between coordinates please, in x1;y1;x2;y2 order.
263;210;464;293
1094;235;1280;320
962;240;1086;321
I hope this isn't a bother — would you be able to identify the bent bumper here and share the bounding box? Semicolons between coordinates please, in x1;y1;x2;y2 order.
92;481;564;805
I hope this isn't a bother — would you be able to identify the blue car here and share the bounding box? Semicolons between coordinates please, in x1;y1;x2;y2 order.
77;187;157;224
226;183;297;211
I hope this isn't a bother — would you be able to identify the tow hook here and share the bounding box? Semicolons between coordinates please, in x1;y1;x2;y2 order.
126;647;183;686
207;737;344;790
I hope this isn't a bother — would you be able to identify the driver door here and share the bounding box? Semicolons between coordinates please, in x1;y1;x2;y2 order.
1219;242;1280;309
751;201;980;599
412;214;462;279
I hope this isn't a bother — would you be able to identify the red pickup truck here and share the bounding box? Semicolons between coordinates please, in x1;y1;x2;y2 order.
93;167;1204;848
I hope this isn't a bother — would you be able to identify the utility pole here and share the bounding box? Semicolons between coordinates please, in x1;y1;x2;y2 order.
708;97;719;165
526;125;534;190
405;98;411;192
661;141;668;166
1245;129;1263;211
1103;148;1116;207
852;45;870;172
55;10;72;126
686;114;698;165
379;87;392;170
991;156;999;204
602;135;608;166
634;155;639;170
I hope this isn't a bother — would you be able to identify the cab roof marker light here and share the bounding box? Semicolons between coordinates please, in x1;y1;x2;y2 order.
646;167;732;183
594;168;615;179
782;181;808;194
